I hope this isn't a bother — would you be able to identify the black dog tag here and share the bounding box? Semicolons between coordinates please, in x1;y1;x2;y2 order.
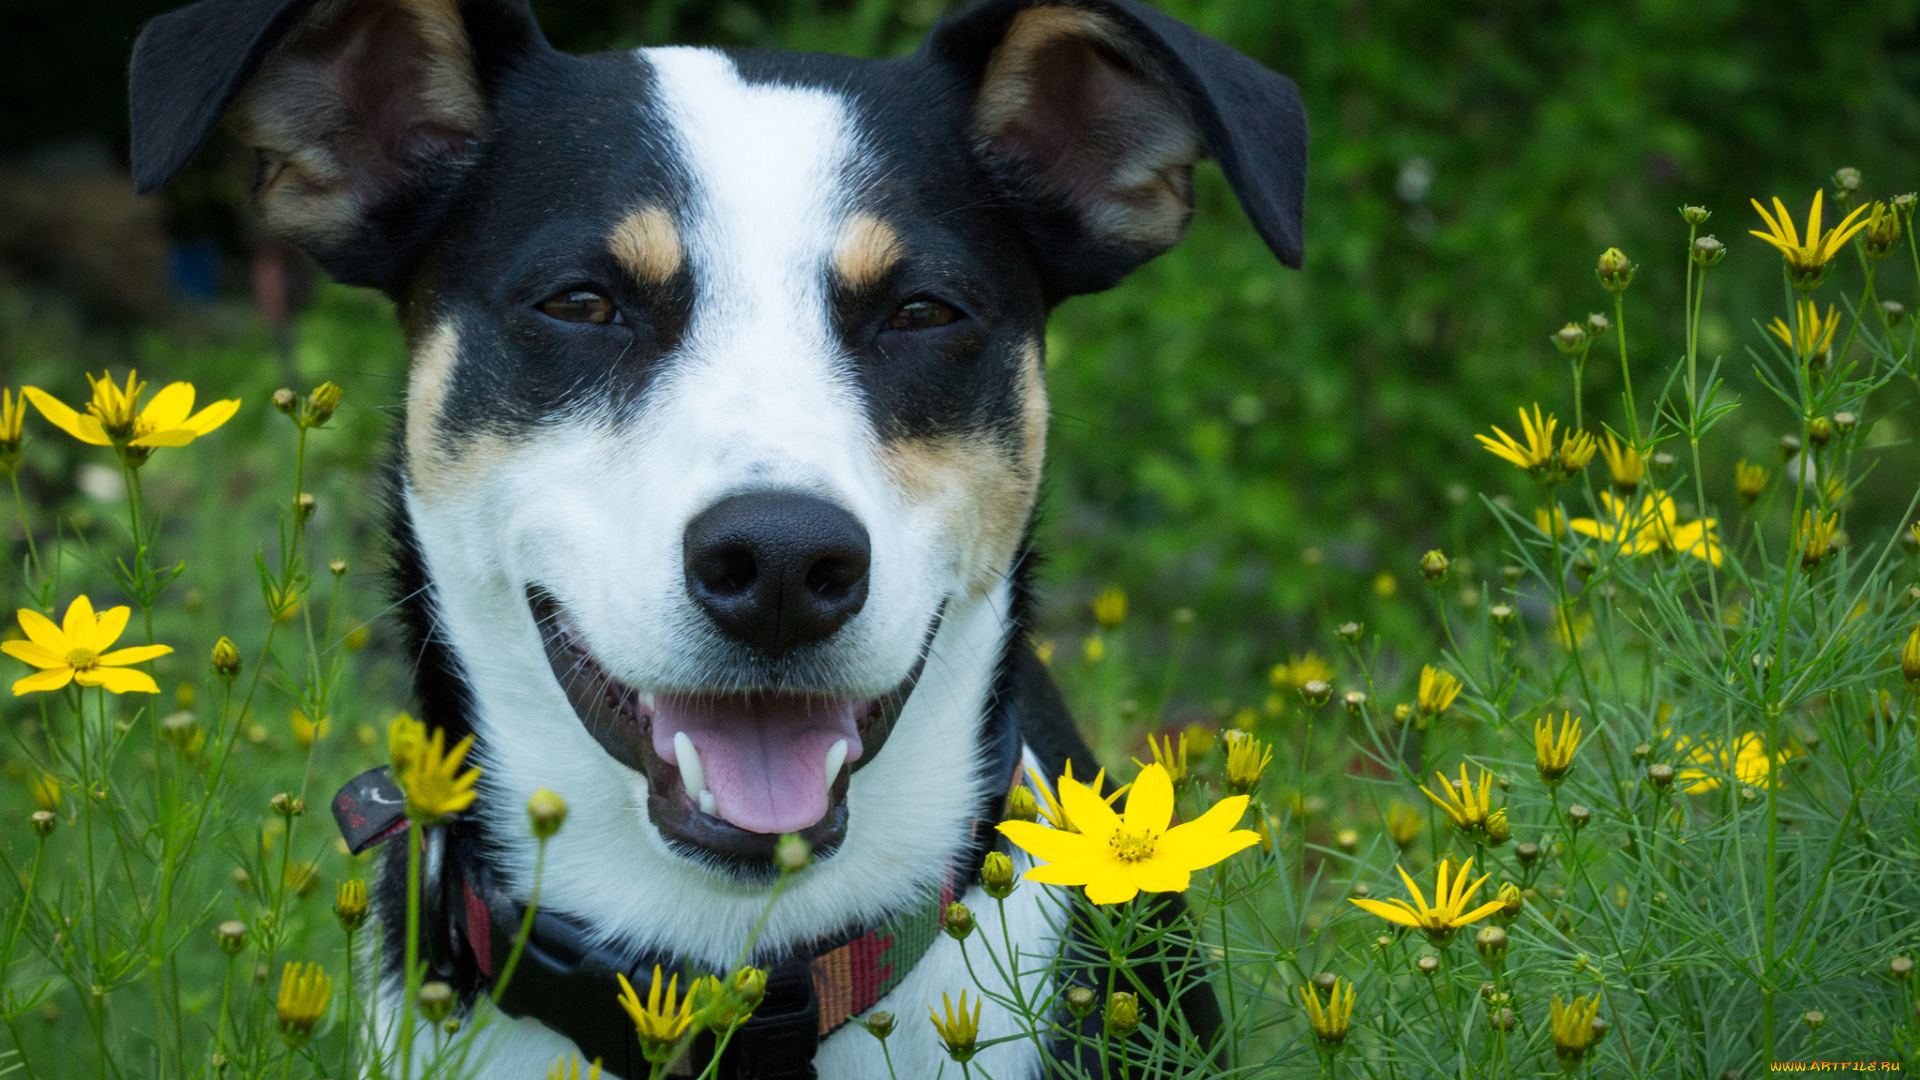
332;766;410;854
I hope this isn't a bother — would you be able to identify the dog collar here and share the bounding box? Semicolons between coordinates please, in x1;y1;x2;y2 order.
332;702;1024;1080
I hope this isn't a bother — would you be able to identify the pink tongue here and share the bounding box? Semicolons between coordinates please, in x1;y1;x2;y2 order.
653;693;864;834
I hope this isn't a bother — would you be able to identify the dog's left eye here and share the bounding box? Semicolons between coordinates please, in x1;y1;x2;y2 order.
885;298;961;332
537;289;621;325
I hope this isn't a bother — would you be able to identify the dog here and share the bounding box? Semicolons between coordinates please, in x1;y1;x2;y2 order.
129;0;1305;1074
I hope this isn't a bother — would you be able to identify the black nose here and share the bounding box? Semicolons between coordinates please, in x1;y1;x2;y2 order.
683;492;872;657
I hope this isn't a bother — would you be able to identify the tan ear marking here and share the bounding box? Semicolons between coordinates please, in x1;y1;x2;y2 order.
833;214;905;289
609;206;684;284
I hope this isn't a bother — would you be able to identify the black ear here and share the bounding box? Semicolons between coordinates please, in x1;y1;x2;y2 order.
129;0;543;290
926;0;1307;299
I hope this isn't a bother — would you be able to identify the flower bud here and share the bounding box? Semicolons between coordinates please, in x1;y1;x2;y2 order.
293;492;317;523
1691;235;1726;266
305;382;343;427
527;788;568;839
335;879;369;932
1105;992;1140;1038
942;902;974;941
1336;621;1362;644
1552;323;1588;355
29;810;55;838
1834;167;1862;199
1392;703;1412;727
1896;192;1919;220
1885;300;1907;327
775;833;812;873
1300;679;1332;707
1485;809;1511;846
1647;763;1675;791
1892;956;1914;980
217;920;249;955
269;793;306;819
1680;205;1712;225
1631;743;1652;763
1489;604;1513;626
1808;416;1833;448
1335;829;1359;853
418;981;454;1023
1064;986;1097;1018
272;388;298;416
1489;1007;1517;1032
1343;690;1367;716
1312;972;1338;995
329;558;348;577
863;1011;895;1040
1596;248;1635;292
1005;786;1038;823
1475;926;1508;967
980;851;1016;899
1566;804;1591;831
1415;955;1440;978
1420;549;1449;584
732;966;767;1009
1779;433;1801;460
1802;1009;1825;1030
211;637;242;681
1590;1015;1610;1045
1515;842;1540;866
1586;312;1611;337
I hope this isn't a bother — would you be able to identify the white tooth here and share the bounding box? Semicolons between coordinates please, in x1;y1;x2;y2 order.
697;789;717;816
640;692;655;711
674;732;706;797
823;739;849;787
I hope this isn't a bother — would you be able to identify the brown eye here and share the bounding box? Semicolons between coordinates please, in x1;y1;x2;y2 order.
537;289;618;325
885;298;960;331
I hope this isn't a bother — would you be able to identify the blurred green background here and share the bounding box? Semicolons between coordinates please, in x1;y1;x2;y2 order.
4;0;1920;698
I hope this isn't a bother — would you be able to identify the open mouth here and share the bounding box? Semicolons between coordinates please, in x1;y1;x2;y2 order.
527;588;935;868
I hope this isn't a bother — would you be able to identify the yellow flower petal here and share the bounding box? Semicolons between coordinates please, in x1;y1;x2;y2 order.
96;644;173;667
1160;793;1250;846
61;596;96;643
1452;899;1508;926
13;668;74;695
130;428;200;448
1081;863;1140;905
22;388;110;445
1;641;68;669
184;398;241;435
996;820;1099;865
1349;897;1422;928
1395;862;1430;914
1122;762;1174;833
78;666;160;694
1128;857;1191;894
88;605;131;652
16;608;67;653
1024;859;1104;887
139;382;195;431
1056;774;1121;838
1159;828;1259;871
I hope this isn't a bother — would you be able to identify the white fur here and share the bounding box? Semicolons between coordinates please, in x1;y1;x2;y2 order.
385;47;1061;1077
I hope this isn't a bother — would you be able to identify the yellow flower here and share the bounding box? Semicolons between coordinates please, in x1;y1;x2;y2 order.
1222;731;1273;795
1597;432;1644;492
1863;200;1902;259
276;962;332;1046
1133;732;1188;788
1349;856;1506;945
290;708;330;749
27;772;59;812
1373;571;1397;598
1301;977;1355;1049
928;991;982;1064
392;719;479;825
1023;761;1124;834
1735;460;1770;504
0;389;24;474
1384;802;1422;848
1535;505;1568;540
1091;586;1127;629
1180;723;1216;761
1795;509;1839;568
1571;492;1720;566
997;763;1259;905
24;373;239;455
1674;733;1791;794
1902;625;1920;688
3;596;172;696
1768;300;1840;362
1420;764;1497;838
1270;652;1334;691
1082;634;1105;664
1550;994;1603;1066
616;966;694;1063
1750;191;1873;285
547;1055;603;1080
1476;405;1592;483
335;879;369;931
1416;665;1462;718
1534;713;1581;785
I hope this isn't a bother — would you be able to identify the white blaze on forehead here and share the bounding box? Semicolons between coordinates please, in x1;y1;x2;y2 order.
639;47;869;489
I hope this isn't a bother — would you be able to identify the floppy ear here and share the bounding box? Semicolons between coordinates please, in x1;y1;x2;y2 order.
925;0;1307;299
128;0;542;289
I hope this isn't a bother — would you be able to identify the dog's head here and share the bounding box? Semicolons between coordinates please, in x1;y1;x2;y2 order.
132;0;1303;935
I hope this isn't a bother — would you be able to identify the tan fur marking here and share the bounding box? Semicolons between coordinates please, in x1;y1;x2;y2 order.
610;206;684;284
881;340;1048;602
405;320;460;488
832;214;904;289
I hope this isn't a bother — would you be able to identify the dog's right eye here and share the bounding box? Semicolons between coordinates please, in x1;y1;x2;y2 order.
536;289;620;325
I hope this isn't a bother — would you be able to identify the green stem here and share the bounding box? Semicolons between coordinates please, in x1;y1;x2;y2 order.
489;837;547;1003
1614;291;1639;449
401;825;424;1080
9;471;40;582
